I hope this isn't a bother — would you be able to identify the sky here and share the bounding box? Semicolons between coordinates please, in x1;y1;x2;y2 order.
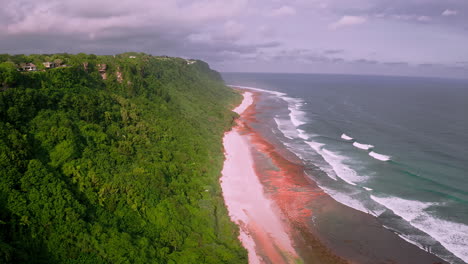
1;0;467;78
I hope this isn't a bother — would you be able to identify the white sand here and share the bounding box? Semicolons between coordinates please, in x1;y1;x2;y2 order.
220;91;297;263
232;92;253;114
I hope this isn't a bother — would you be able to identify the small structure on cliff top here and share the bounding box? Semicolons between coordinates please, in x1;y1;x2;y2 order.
43;62;56;69
20;63;37;71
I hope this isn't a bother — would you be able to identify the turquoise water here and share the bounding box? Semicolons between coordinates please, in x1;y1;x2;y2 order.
222;72;468;264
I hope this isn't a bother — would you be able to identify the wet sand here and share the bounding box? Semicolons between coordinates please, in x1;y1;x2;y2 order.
221;90;447;264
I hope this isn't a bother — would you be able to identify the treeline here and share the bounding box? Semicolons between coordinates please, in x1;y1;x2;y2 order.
0;53;246;263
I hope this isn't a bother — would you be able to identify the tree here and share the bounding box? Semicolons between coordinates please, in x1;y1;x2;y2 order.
0;52;247;264
0;62;20;90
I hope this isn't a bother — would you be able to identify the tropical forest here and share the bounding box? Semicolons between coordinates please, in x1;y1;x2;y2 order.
0;52;247;263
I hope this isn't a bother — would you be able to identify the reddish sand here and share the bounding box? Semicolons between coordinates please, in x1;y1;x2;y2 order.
220;92;300;264
235;92;350;264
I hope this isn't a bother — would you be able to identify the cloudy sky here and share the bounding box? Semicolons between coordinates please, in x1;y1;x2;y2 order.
1;0;467;78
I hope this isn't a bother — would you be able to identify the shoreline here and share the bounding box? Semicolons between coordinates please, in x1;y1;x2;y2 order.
220;91;300;263
221;89;448;264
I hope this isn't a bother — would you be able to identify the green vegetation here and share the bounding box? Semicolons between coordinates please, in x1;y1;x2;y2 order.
0;53;246;263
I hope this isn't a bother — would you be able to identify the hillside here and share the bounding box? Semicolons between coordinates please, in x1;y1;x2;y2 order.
0;53;247;263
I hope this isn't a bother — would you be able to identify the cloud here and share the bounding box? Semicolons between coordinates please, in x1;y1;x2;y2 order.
321;0;468;29
187;33;213;44
329;16;367;29
0;0;467;79
382;61;408;66
417;16;431;22
442;9;458;16
222;20;245;40
353;59;378;64
2;0;249;36
418;63;434;67
257;25;276;37
268;6;296;17
390;14;432;23
0;0;254;58
324;49;345;54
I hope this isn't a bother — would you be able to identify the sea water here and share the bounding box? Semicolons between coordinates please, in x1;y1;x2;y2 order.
222;72;468;264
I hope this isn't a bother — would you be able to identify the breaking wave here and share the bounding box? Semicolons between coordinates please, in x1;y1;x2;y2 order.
341;133;354;141
371;195;468;263
369;151;391;161
353;142;374;150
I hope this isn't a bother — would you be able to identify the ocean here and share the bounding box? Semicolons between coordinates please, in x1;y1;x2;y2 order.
222;72;468;264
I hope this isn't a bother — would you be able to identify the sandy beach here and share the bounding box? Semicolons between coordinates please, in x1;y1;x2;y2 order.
221;89;448;264
220;92;300;263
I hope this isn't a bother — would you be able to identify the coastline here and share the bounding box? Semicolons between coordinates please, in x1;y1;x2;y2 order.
222;88;449;264
220;91;300;263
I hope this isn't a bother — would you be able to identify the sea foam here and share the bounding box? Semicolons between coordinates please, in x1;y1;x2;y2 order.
273;117;297;140
353;142;374;150
227;85;287;97
371;195;468;263
305;141;367;186
369;151;391;161
341;133;354;141
230;84;309;130
283;97;308;127
320;186;369;214
297;129;309;140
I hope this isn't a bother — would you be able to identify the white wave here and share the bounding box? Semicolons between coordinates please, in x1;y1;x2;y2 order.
371;195;468;263
297;129;309;140
369;151;391;161
384;225;436;255
371;196;434;222
283;97;307;127
396;232;425;249
305;141;367;186
300;141;337;181
320;185;385;217
229;84;309;129
289;106;307;127
320;186;369;214
341;133;354;141
353;142;374;150
227;85;287;97
363;187;373;191
273;117;297;140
